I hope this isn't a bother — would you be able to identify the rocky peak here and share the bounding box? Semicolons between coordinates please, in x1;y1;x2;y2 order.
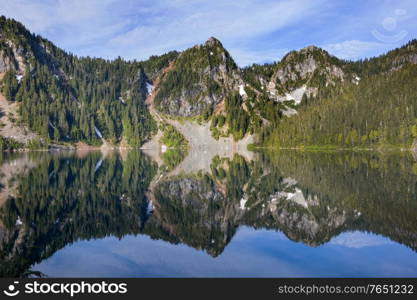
266;45;345;104
301;45;320;52
154;37;242;117
204;36;222;47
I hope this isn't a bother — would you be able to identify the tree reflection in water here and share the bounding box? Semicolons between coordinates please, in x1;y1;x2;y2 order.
0;149;417;277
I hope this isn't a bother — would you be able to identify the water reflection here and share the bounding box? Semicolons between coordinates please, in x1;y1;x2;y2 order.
0;149;417;277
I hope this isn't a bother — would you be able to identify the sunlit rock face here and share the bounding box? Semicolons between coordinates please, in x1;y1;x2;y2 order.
155;37;243;118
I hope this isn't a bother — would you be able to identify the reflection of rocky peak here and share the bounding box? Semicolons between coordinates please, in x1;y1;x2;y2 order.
241;176;360;247
267;195;357;247
151;175;236;257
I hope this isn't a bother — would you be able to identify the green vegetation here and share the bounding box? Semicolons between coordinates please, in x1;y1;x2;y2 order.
210;90;284;140
140;51;179;80
154;37;237;117
346;39;417;77
0;151;157;277
160;148;187;172
0;70;19;100
263;64;417;148
0;136;23;150
27;138;47;150
2;17;417;148
0;16;164;146
241;63;275;92
2;149;417;275
159;123;188;148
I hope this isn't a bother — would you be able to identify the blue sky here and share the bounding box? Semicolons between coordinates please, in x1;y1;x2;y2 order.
34;228;417;277
1;0;416;66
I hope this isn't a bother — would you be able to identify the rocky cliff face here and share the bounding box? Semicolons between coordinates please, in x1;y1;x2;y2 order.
0;28;29;75
267;46;346;104
154;37;243;117
153;174;238;256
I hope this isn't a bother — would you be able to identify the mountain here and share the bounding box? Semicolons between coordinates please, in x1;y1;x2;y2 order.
240;46;349;125
261;39;417;149
154;37;242;118
0;16;173;147
268;46;346;102
1;16;417;149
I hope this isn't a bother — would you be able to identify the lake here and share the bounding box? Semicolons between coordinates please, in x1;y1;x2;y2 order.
1;149;417;277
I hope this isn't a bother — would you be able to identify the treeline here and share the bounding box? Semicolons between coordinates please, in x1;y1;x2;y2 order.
241;63;275;92
346;39;417;77
0;136;23;150
210;88;286;140
159;123;188;148
140;51;179;80
263;64;417;148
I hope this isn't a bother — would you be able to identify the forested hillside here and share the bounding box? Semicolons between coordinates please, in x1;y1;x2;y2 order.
261;40;417;149
1;16;416;149
0;17;176;147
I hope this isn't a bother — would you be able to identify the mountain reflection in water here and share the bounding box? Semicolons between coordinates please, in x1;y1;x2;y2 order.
0;149;417;277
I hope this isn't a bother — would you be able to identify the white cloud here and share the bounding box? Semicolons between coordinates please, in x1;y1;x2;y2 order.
330;231;393;248
0;0;327;64
0;0;130;53
103;0;326;64
1;0;416;65
323;40;387;60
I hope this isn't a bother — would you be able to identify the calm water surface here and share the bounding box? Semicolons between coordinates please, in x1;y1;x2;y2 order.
1;150;416;277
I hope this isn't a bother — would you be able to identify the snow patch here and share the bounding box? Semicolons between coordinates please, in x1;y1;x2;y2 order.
240;198;248;210
286;188;308;208
271;180;308;208
94;159;103;173
15;74;23;83
285;93;295;101
146;201;154;215
94;126;103;139
330;232;392;248
276;85;307;105
353;75;361;85
239;84;247;97
288;85;307;104
48;121;56;129
146;82;154;95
